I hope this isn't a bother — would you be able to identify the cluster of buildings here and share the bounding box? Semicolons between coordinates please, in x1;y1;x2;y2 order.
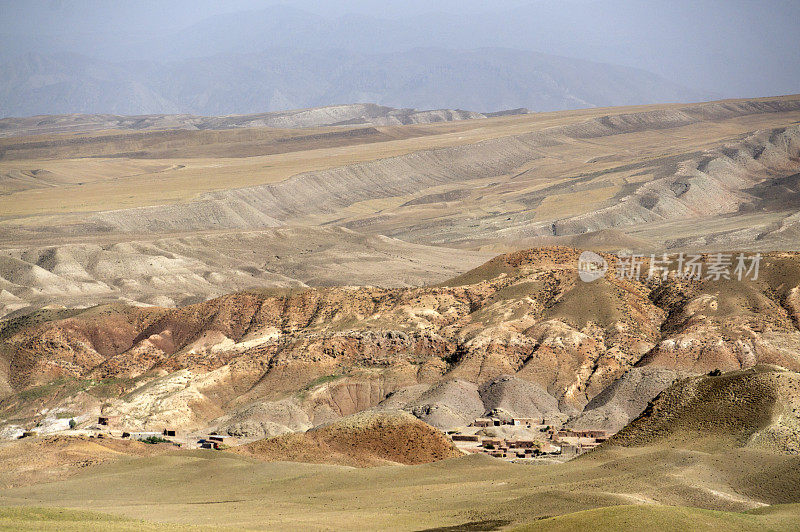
95;416;231;449
551;428;610;454
452;433;562;458
447;416;613;461
19;411;612;463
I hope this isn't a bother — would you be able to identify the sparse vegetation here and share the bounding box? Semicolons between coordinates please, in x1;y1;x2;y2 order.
16;379;70;401
87;378;136;399
511;504;800;532
306;374;343;388
140;436;169;445
298;374;344;398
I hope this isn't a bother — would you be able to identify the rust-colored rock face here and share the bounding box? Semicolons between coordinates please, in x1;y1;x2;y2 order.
2;247;800;433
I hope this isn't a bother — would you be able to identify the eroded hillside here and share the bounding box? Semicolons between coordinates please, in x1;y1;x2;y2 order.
0;97;798;319
3;247;800;439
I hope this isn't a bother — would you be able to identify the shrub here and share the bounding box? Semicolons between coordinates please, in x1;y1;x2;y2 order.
708;369;723;377
68;419;77;429
140;436;169;444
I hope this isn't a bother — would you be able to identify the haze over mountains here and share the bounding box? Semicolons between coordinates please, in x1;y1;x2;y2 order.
2;0;799;117
0;48;706;117
2;1;798;98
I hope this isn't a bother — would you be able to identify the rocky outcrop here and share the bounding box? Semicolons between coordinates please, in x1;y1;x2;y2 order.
479;375;560;420
212;399;312;439
404;380;485;430
3;247;800;435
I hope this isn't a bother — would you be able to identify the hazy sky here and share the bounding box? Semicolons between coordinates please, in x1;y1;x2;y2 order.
0;1;537;31
1;0;798;100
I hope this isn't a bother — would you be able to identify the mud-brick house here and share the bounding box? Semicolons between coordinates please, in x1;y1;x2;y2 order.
539;442;560;454
451;434;480;442
97;415;119;426
559;443;579;456
512;417;541;426
572;429;608;439
507;439;538;449
481;438;504;449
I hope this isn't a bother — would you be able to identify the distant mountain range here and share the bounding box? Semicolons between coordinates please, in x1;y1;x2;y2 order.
0;48;709;118
2;2;798;101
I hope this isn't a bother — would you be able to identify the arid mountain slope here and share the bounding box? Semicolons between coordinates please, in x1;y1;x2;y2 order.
84;101;800;235
567;367;690;432
0;434;173;488
3;247;800;437
608;365;800;453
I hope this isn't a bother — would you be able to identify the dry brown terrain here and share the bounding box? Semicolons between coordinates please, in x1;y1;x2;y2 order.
0;434;174;488
1;366;799;530
1;95;800;530
608;365;800;453
3;247;800;444
0;103;516;139
233;410;462;466
1;95;799;319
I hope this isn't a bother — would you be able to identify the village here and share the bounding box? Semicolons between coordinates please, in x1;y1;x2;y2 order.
447;415;614;462
10;412;613;463
9;415;243;450
93;416;240;449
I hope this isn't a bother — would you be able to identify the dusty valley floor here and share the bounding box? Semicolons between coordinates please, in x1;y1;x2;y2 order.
1;97;800;530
